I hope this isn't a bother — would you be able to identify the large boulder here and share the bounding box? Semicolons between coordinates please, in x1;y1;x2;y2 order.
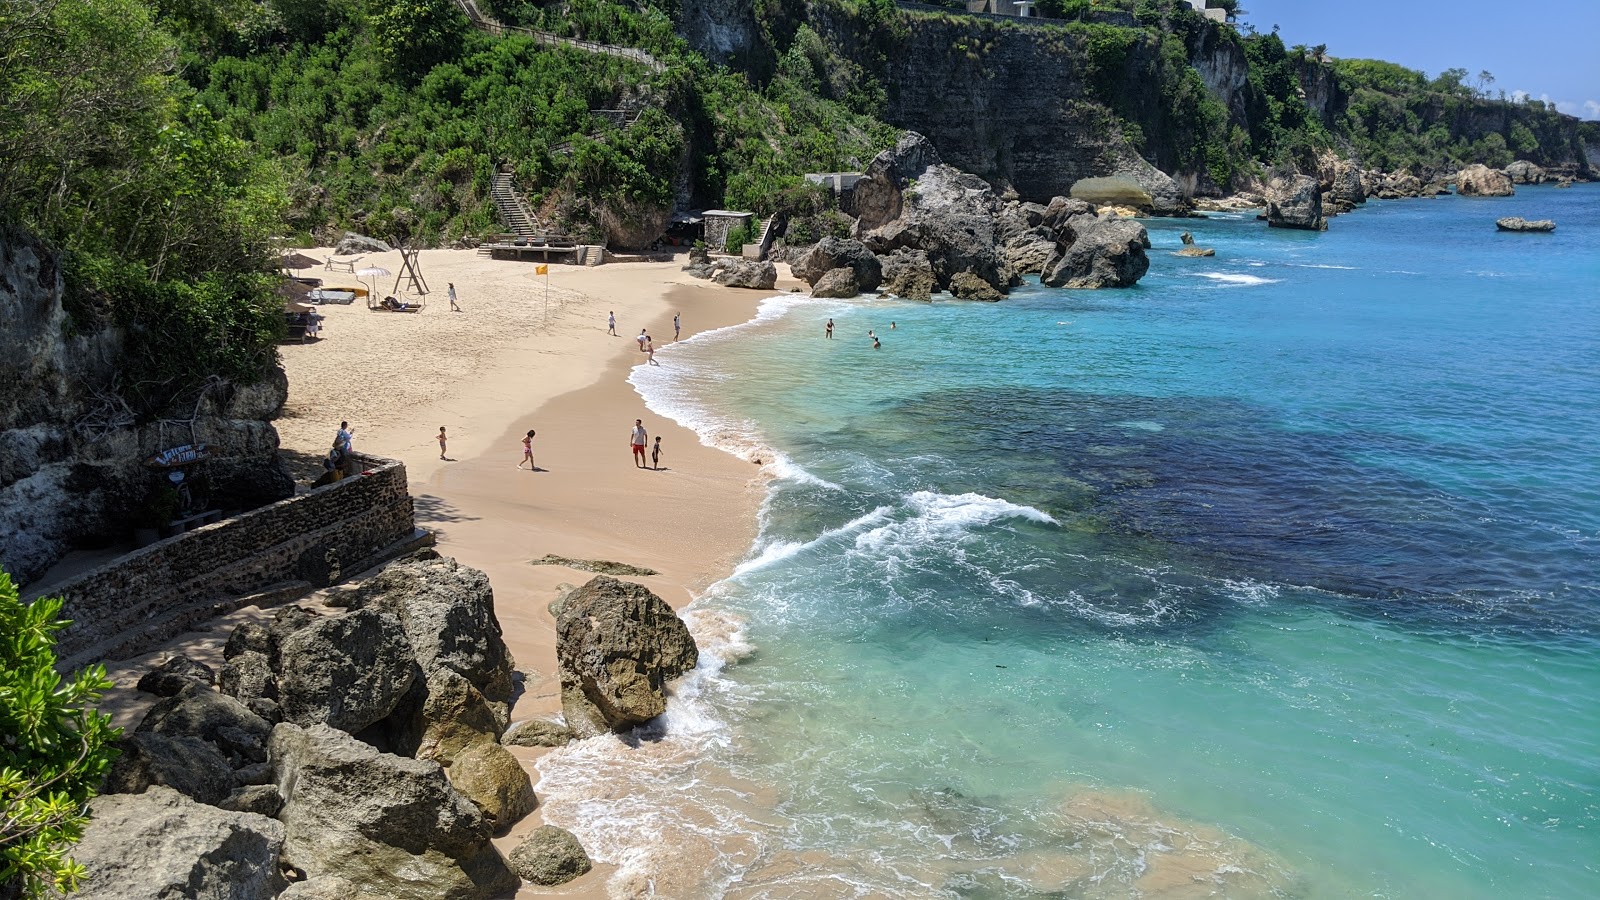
1495;216;1556;232
1004;196;1097;275
1370;170;1424;200
1504;160;1546;185
278;877;394;900
1069;151;1186;216
854;132;1010;297
879;248;936;301
276;606;418;734
334;232;392;255
792;237;883;292
136;654;216;698
71;786;286;900
411;668;505;764
502;716;576;748
810;267;863;299
555;576;699;738
270;723;519;900
708;258;777;290
138;682;273;767
1456;163;1515;197
1265;175;1327;230
1040;215;1151;289
446;740;537;835
104;731;239;806
948;271;1003;302
508;826;593;886
1320;154;1366;214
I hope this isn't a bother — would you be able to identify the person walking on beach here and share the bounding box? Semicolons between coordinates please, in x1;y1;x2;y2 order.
608;311;617;335
673;313;681;341
637;329;648;352
646;334;658;366
437;426;448;460
651;436;664;470
631;419;649;468
825;318;834;339
448;282;461;312
517;429;536;470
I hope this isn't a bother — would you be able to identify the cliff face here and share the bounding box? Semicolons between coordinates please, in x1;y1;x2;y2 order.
0;226;293;586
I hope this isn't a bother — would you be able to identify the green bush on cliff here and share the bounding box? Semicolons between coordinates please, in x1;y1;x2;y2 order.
0;571;121;900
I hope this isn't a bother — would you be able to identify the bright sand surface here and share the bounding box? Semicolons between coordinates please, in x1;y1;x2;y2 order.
100;249;799;897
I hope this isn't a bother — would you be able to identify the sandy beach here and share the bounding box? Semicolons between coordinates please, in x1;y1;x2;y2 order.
100;249;800;897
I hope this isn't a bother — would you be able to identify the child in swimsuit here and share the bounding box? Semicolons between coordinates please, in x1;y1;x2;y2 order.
651;436;663;470
518;430;535;470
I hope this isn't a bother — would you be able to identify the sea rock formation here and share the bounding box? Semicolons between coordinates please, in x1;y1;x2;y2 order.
1495;217;1556;232
710;258;778;290
1456;164;1515;197
1504;160;1547;184
1319;154;1367;214
70;786;286;900
1069;151;1187;215
1040;215;1151;289
502;716;576;748
879;248;936;301
445;740;538;835
792;237;883;292
854;133;1010;297
270;723;520;900
1264;175;1327;230
508;826;593;886
949;271;1003;302
810;267;865;298
1175;231;1215;257
555;576;699;737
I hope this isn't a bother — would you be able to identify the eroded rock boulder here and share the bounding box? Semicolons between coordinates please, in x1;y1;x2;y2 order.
555;576;698;737
948;271;1003;302
136;654;216;698
1265;175;1327;230
104;731;239;806
708;258;777;290
71;786;286;900
1456;163;1515;197
792;237;883;292
879;248;936;301
1040;215;1151;289
810;267;863;298
276;606;418;734
139;682;273;767
1504;160;1546;185
446;740;537;835
334;233;392;255
508;825;592;887
1496;217;1556;232
1320;154;1366;214
502;716;575;748
1069;160;1185;216
270;722;519;900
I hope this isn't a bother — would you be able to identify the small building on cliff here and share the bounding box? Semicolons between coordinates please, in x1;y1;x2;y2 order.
966;0;1036;16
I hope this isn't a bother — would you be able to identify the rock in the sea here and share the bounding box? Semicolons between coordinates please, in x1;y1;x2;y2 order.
1495;216;1556;232
1319;154;1367;214
1265;175;1327;230
1456;163;1515;197
1040;215;1151;289
792;237;883;292
508;825;593;886
810;266;863;298
854;132;1010;297
1175;247;1216;257
1504;160;1547;185
948;271;1003;302
104;731;240;806
1370;170;1424;200
334;232;392;255
446;740;537;834
276;606;418;734
136;654;216;697
502;716;576;748
1069;163;1186;216
709;258;777;290
555;576;698;738
71;786;286;900
879;248;936;301
270;722;519;900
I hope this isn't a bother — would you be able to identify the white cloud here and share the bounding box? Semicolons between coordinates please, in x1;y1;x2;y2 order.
1510;89;1530;102
1585;100;1600;120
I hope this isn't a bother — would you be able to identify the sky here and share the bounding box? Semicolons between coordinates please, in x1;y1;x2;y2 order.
1240;1;1600;120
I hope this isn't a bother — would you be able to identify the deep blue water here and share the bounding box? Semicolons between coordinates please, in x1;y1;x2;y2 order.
541;185;1600;898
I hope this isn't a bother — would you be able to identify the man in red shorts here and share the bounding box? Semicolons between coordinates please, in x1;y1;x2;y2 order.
631;419;649;468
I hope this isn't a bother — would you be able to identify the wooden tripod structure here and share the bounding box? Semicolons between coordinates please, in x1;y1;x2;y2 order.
391;246;430;300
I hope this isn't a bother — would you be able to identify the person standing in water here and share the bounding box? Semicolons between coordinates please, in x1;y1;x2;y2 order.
873;336;882;350
631;419;649;468
651;436;664;470
646;335;658;366
673;313;681;341
517;430;536;470
825;318;834;339
608;311;617;335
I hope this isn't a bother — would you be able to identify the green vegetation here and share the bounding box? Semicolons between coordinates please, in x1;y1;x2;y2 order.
0;570;121;899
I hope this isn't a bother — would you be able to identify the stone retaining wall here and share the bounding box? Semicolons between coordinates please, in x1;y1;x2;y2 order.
43;455;417;665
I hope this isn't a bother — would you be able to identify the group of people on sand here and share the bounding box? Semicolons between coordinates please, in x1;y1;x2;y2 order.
608;310;680;367
826;317;890;349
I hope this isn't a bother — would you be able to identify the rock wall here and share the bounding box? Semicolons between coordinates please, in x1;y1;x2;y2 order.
38;455;417;666
0;225;294;584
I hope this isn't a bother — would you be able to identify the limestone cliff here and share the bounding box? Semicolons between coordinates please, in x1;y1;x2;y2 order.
0;226;293;585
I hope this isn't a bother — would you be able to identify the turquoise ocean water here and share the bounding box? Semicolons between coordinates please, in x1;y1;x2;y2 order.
539;187;1600;898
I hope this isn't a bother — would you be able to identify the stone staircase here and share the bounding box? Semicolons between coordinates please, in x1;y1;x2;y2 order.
490;170;538;238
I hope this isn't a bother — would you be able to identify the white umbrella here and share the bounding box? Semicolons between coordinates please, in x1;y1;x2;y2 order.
357;266;391;299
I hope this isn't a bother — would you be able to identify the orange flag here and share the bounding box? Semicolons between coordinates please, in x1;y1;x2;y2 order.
535;264;549;275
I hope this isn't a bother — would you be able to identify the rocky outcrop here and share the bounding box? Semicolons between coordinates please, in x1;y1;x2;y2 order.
1456;164;1515;197
1369;170;1424;199
1504;160;1547;184
854;133;1010;297
71;786;286;900
136;654;217;698
508;826;593;886
555;576;698;738
1040;215;1151;289
792;237;883;292
138;682;273;768
1175;231;1215;257
270;722;519;900
445;740;537;835
105;731;242;807
333;232;392;255
810;267;864;298
1069;150;1186;215
1495;217;1556;232
1319;154;1366;214
879;248;936;301
1265;175;1327;230
503;716;576;748
948;272;1003;302
276;607;418;734
702;258;777;290
0;226;293;585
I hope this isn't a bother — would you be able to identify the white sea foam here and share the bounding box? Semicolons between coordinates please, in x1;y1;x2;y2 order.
1290;263;1358;270
732;505;896;578
1191;272;1280;286
852;491;1057;556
